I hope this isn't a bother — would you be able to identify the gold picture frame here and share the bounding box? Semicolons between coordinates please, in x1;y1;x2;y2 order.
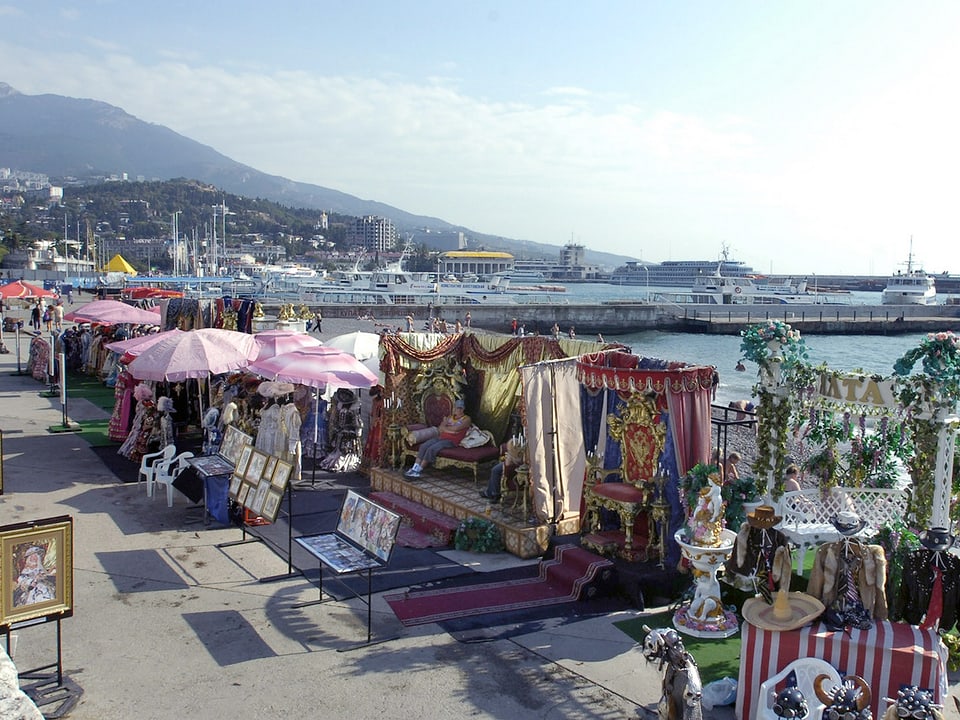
262;456;278;483
228;473;244;499
245;450;267;483
235;445;253;479
249;481;270;516
219;425;252;465
261;490;283;522
0;516;74;627
236;483;251;506
271;460;293;490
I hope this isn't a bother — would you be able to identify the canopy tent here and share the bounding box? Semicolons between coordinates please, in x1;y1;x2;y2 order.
102;254;138;275
64;299;161;325
127;328;258;381
572;351;716;566
0;280;57;299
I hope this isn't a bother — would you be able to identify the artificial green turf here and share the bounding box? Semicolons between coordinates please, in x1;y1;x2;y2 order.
613;610;741;683
72;418;116;447
65;372;116;412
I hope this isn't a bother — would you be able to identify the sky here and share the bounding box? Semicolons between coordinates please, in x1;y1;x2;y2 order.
2;1;960;275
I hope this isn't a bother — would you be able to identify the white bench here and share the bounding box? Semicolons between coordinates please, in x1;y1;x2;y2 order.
779;485;909;571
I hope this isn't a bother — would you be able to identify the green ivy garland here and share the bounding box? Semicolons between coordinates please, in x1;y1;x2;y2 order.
454;517;505;553
751;388;793;500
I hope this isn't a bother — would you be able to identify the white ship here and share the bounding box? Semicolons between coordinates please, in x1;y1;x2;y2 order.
881;239;936;305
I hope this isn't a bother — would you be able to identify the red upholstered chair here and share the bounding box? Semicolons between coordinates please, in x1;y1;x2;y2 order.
582;392;666;561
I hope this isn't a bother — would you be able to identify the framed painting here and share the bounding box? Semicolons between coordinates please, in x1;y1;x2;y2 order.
0;516;74;627
261;490;283;522
228;473;244;499
235;445;253;480
249;481;270;516
271;460;293;490
236;483;251;506
220;425;252;465
245;450;267;483
262;456;278;483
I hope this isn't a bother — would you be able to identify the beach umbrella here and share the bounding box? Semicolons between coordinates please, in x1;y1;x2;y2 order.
104;328;183;358
126;328;258;381
64;299;161;325
323;331;381;361
0;280;56;299
252;329;322;361
247;346;377;389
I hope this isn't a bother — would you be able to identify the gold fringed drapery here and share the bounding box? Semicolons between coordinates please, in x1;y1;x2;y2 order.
378;333;614;455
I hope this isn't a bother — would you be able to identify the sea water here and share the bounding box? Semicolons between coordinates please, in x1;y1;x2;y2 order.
604;329;928;407
560;283;931;406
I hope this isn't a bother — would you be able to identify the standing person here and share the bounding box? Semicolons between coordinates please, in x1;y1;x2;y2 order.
42;305;53;332
405;314;414;332
31;301;41;332
313;309;322;334
67;287;73;304
405;399;471;478
53;302;64;331
464;311;471;328
551;322;560;339
511;317;518;335
568;326;576;339
455;318;463;333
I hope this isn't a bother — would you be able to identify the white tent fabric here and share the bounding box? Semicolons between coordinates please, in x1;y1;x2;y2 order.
520;358;585;524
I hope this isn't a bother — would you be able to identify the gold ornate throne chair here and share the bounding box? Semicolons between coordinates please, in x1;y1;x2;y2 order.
582;392;666;561
399;359;498;482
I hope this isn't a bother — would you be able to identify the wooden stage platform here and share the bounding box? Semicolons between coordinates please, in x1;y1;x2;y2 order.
369;467;581;560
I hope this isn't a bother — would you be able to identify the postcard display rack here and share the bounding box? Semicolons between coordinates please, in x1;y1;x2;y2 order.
0;515;82;716
294;490;402;650
185;424;252;525
219;437;299;582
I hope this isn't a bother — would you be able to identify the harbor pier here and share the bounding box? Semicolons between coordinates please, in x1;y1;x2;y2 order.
308;301;960;337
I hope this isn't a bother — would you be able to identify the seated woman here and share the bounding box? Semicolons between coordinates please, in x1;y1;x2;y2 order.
405;399;471;478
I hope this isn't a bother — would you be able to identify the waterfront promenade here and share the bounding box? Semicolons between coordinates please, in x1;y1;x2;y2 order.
0;312;688;720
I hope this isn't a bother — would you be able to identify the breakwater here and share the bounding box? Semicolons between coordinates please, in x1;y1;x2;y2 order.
305;301;960;336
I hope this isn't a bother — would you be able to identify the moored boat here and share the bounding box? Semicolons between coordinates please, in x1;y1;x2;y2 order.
881;239;936;305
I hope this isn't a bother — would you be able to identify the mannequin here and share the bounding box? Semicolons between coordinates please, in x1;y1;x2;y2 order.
724;505;793;601
808;511;888;629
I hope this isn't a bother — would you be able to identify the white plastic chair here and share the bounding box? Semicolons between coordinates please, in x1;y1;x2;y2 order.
138;444;176;487
757;657;842;719
148;451;194;507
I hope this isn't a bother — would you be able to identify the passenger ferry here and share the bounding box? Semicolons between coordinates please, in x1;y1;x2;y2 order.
881;240;936;305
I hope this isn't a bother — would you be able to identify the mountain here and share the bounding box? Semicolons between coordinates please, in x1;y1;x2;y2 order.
0;82;633;267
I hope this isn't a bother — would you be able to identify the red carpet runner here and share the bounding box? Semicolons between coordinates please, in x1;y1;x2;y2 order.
385;545;614;626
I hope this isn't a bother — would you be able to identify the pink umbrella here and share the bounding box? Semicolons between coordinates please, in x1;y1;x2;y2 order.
127;328;259;381
65;299;161;325
253;329;322;361
104;328;183;356
247;346;378;389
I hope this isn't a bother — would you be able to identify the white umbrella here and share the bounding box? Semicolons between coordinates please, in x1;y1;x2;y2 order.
323;331;381;362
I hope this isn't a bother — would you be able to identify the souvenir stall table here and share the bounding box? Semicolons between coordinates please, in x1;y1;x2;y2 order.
736;620;947;719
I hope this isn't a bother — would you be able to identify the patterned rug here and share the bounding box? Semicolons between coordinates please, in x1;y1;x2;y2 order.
385;544;614;626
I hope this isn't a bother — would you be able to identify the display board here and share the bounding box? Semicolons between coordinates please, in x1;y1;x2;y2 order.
228;443;293;523
0;515;74;627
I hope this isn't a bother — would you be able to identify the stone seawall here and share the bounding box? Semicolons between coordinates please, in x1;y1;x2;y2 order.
272;302;960;336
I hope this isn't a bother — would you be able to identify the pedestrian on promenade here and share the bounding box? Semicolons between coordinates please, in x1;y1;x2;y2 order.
313;309;322;334
464;311;471;328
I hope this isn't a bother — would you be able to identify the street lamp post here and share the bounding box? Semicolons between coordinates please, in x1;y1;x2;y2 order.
642;264;650;301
